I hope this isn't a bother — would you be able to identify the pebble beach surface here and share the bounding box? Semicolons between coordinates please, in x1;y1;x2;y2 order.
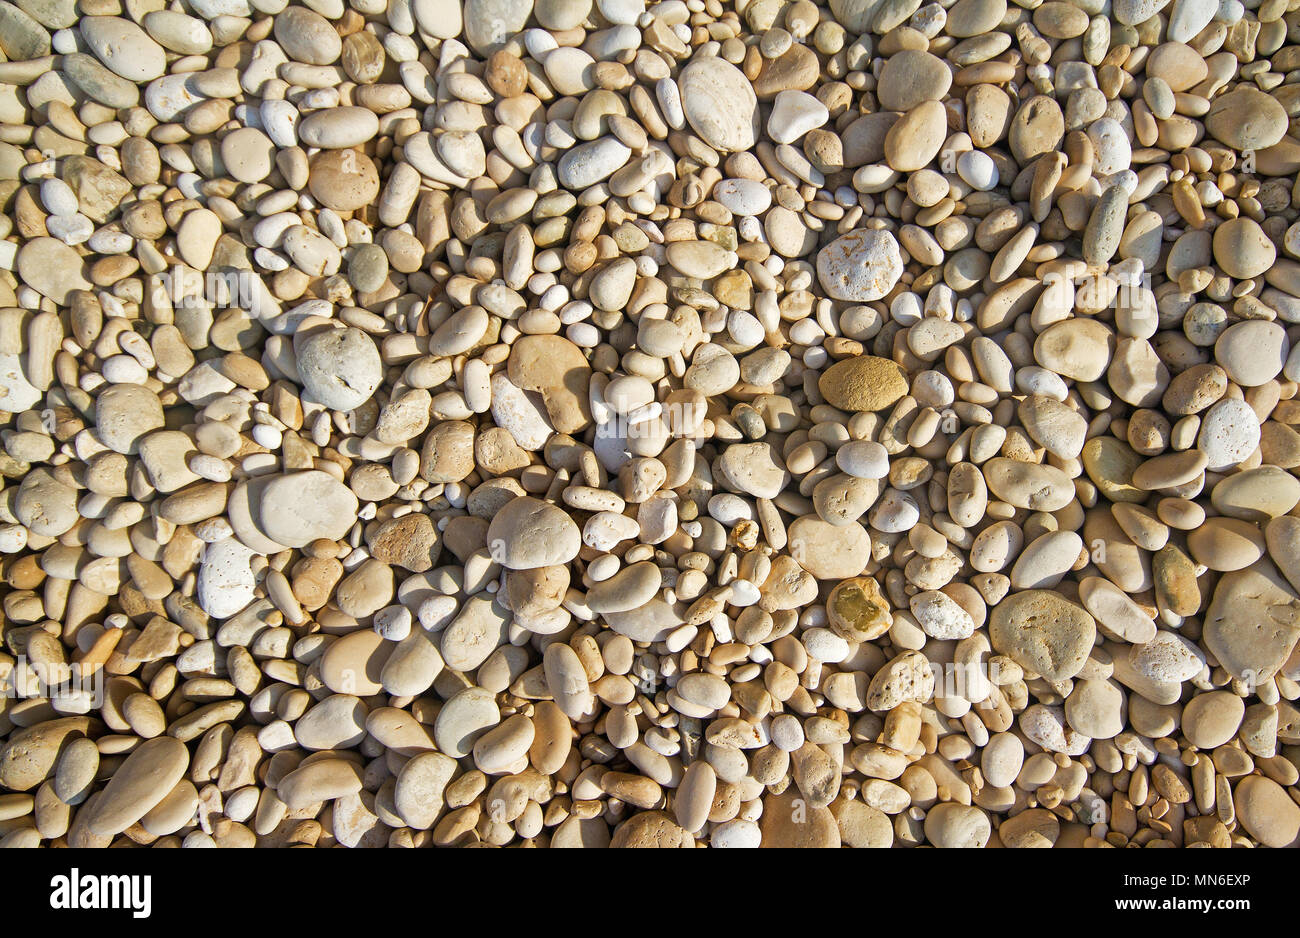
0;0;1299;850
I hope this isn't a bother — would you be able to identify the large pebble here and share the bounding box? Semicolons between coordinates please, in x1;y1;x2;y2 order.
295;326;383;411
255;470;360;548
486;496;581;569
678;56;760;152
989;590;1096;682
817;228;903;302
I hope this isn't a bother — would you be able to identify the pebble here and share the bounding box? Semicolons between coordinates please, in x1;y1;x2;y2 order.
464;0;533;54
924;804;991;848
817;228;904;302
818;355;909;412
273;7;342;65
713;178;771;216
1215;320;1288;387
95;384;165;455
1205;86;1289;152
486;496;582;569
197;537;257;618
557;137;632;190
15;237;90;303
1197;398;1260;470
295;326;383;411
308;149;380;211
989;590;1097;682
678;56;759;152
766;90;828;145
1235;776;1300;847
80;16;167;82
1203;563;1300;682
255;470;359;547
716;442;789;499
80;738;189;837
885;100;948;172
877;50;951;112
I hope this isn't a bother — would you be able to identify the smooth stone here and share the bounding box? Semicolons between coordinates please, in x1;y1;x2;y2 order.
946;0;1006;34
15;237;90;303
308;149;380;212
1215;320;1288;387
557;137;631;190
13;468;79;537
1182;691;1244;749
543;641;593;720
678;55;760;152
393;751;457;829
1009;95;1064;164
1034;318;1114;382
1064;679;1126;739
16;0;76;29
989;589;1097;681
589;257;638;311
751;44;818;97
0;718;95;792
759;788;840;847
713;178;771;216
983;458;1076;511
1205;86;1288;152
1203;562;1300;681
142;11;213;54
95;383;165;455
1187;516;1264;572
817;228;904;302
220;127;276;183
276;759;363;810
273;7;341;64
884;99;947;171
818;355;909;411
787;516;871;579
320;629;392;696
464;0;533;54
298;107;380;149
603;599;682;643
61;52;139;108
1018;395;1087;459
876;50;951;111
924;803;991;848
82;737;189;837
176;209;222;269
1213;217;1275;280
196;537;257;619
256;470;359;547
295;694;369;750
1211;466;1300;521
80;16;166;82
485;496;581;569
295;326;382;411
412;0;464;39
585;561;662;614
1234;776;1300;847
766;90;829;144
440;594;511;672
716;442;789;499
1265;516;1300;596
